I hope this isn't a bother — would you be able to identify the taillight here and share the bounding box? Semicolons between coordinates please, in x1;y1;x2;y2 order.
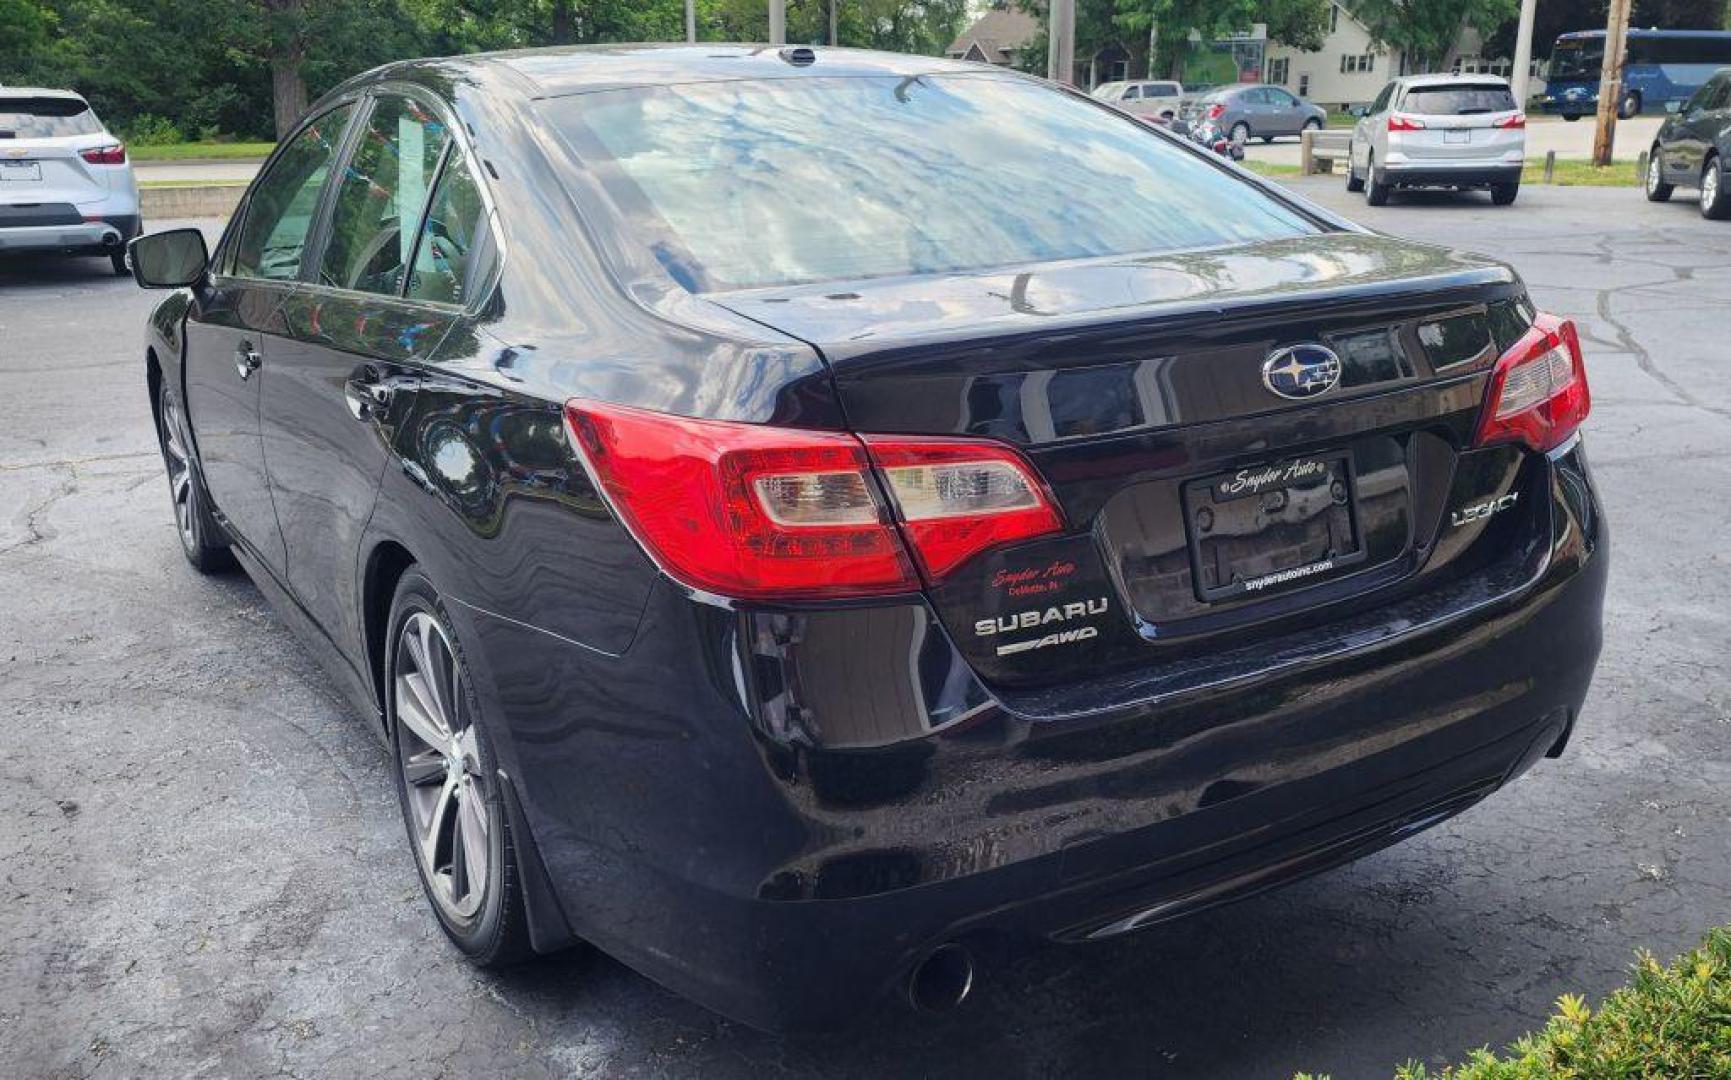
79;143;127;165
1205;103;1224;120
1386;114;1425;132
563;401;1063;600
862;436;1063;580
1473;314;1590;453
1495;113;1527;129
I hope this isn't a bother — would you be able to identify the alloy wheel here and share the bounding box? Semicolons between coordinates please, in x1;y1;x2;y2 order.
394;610;491;921
160;397;196;549
1648;157;1661;193
1704;164;1721;214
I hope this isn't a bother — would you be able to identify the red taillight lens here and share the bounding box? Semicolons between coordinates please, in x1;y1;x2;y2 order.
1205;103;1224;119
862;436;1063;580
1386;114;1426;132
1495;112;1527;129
563;401;1063;600
80;143;127;165
1474;314;1590;453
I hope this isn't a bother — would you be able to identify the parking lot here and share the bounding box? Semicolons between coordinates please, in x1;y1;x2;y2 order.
2;181;1729;1078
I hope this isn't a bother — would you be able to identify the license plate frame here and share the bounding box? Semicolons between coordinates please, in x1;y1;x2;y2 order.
1443;129;1472;145
1182;453;1367;602
0;161;42;182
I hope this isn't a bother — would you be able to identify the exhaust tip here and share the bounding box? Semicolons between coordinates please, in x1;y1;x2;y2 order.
906;943;974;1013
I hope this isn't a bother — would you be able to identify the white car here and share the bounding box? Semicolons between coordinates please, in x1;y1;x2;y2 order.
0;88;142;274
1347;74;1526;206
1091;79;1185;122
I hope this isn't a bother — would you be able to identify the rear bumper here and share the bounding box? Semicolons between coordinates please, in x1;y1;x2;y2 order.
1379;163;1523;189
0;214;139;254
467;438;1606;1031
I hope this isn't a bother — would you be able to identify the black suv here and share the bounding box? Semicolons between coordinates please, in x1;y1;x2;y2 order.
1646;67;1731;218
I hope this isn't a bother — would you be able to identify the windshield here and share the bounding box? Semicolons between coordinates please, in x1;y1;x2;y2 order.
1550;40;1604;80
1403;84;1518;114
542;74;1317;292
0;97;103;139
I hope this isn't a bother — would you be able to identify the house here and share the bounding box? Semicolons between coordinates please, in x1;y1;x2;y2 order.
945;8;1041;69
1262;2;1405;110
945;7;1140;88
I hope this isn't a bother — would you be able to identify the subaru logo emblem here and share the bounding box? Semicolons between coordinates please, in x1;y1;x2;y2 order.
1262;344;1342;401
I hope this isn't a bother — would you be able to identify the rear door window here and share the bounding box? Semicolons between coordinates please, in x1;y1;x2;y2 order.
232;104;355;282
1401;84;1517;115
317;94;451;296
403;151;496;306
542;73;1317;292
0;97;103;139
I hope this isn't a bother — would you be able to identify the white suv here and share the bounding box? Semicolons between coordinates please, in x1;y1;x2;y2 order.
1092;80;1185;123
1347;75;1526;206
0;88;142;274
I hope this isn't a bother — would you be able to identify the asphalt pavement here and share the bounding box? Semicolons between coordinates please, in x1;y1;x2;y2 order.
2;184;1729;1079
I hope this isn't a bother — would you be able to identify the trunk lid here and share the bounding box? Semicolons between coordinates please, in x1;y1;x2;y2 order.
713;232;1544;691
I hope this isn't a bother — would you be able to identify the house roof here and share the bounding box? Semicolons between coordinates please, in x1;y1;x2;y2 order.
946;8;1040;61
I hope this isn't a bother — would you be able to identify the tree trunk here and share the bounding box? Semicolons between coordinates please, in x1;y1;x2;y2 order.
270;48;308;140
552;0;574;43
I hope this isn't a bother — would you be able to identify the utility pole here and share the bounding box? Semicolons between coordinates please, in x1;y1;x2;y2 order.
768;0;786;45
1147;21;1158;78
829;0;837;46
685;0;696;43
1592;0;1632;166
1047;0;1075;85
1510;0;1538;106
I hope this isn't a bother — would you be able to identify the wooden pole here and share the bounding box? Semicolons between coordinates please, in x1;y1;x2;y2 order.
1592;0;1632;167
1047;0;1075;85
1510;0;1538;106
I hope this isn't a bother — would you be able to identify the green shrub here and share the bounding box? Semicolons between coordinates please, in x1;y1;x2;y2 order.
120;114;184;146
1299;927;1731;1079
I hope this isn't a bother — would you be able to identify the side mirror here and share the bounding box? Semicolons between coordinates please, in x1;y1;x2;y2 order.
1349;105;1369;118
1665;100;1683;114
129;228;209;289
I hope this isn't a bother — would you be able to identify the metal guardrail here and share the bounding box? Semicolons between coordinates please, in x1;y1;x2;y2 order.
1300;129;1353;175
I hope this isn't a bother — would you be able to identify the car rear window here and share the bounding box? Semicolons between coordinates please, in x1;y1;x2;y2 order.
0;97;103;139
541;74;1318;292
1401;84;1517;115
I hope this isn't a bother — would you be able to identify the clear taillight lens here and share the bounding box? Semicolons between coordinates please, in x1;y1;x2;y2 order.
1474;314;1591;453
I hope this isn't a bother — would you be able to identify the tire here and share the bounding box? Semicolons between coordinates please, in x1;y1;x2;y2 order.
111;250;131;277
1230;121;1251;145
155;385;234;573
1702;155;1730;221
1491;181;1519;206
387;569;533;968
1617;91;1640;120
1645;151;1674;202
1366;153;1390;206
1303;117;1323;133
1346;155;1365;193
1260;135;1274;144
1563;113;1581;122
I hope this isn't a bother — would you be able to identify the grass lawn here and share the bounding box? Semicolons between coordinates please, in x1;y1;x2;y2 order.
130;142;274;162
1243;159;1641;187
137;178;249;188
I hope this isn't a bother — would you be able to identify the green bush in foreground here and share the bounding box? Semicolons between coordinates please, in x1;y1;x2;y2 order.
1298;927;1731;1079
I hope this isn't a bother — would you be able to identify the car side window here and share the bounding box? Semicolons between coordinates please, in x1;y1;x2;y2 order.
1121;86;1140;101
231;104;354;282
317;94;452;296
403;150;495;306
1372;83;1396;114
1268;88;1297;107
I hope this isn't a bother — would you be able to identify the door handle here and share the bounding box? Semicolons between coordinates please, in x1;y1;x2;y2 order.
235;342;262;380
344;371;394;421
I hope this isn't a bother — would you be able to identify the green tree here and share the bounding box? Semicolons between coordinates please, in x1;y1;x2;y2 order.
1351;0;1519;73
0;0;56;65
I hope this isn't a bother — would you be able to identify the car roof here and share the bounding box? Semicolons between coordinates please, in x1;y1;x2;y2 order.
1395;73;1511;88
0;87;89;101
358;44;1030;101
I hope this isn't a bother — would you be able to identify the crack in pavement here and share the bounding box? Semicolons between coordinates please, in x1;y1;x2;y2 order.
0;465;77;558
1591;236;1731;422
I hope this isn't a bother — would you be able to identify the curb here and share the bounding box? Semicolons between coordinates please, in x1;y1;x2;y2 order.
140;185;245;220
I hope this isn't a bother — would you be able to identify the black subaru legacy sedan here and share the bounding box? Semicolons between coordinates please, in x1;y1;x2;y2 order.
128;45;1606;1031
